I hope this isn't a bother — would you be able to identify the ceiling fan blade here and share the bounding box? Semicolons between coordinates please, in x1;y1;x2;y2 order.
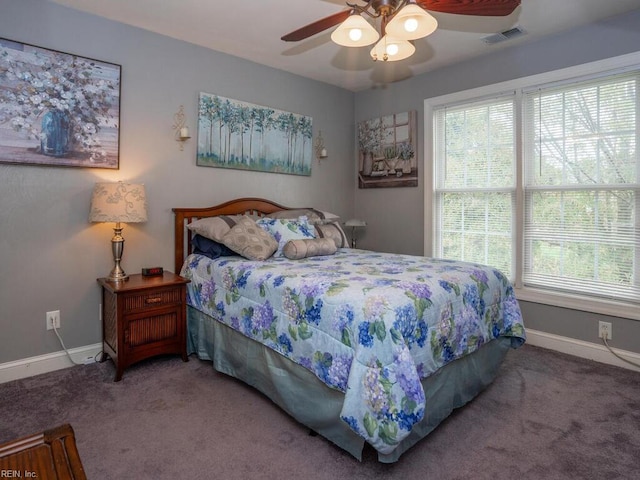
281;10;352;42
417;0;521;16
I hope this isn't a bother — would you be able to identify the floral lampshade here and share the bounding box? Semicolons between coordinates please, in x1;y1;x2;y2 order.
89;183;148;224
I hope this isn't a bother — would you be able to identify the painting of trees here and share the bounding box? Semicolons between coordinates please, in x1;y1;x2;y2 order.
197;92;312;176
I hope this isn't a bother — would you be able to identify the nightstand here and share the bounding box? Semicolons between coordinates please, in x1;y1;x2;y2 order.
98;272;190;381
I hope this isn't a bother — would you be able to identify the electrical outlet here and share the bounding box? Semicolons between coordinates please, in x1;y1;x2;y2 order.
46;310;60;330
598;321;612;340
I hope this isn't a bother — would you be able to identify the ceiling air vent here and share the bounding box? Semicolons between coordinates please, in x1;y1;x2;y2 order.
482;26;526;45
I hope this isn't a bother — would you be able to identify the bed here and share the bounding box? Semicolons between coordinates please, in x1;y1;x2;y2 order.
173;197;526;463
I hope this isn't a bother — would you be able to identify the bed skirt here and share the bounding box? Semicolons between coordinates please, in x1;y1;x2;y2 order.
186;306;511;463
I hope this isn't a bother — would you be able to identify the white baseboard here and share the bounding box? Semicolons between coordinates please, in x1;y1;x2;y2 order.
1;331;638;384
0;343;103;384
525;329;640;373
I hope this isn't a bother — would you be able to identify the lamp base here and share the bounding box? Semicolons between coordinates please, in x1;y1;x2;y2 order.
107;276;129;282
107;224;129;282
107;269;129;282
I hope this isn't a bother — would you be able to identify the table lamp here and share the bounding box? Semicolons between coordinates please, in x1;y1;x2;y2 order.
344;219;367;248
89;182;148;282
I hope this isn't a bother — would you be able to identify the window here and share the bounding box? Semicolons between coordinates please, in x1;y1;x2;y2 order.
433;96;516;278
523;73;639;302
430;59;640;308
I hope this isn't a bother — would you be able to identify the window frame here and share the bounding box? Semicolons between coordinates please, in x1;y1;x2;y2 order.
433;95;518;279
424;51;640;321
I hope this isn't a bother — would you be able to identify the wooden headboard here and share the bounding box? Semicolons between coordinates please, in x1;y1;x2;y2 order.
173;197;295;273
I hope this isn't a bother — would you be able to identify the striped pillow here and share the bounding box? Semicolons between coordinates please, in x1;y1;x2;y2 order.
186;215;242;242
283;238;337;259
314;222;349;249
266;208;339;225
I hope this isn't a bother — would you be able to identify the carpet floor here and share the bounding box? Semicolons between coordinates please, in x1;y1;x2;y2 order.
1;344;639;479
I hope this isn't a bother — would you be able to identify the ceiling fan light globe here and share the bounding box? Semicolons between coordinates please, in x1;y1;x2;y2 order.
386;4;438;40
331;14;379;47
404;18;419;33
348;28;363;42
370;35;415;62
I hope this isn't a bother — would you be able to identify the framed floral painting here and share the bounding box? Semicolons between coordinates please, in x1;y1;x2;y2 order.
0;38;121;169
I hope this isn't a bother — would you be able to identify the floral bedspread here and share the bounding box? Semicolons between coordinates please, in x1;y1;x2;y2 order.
181;250;525;455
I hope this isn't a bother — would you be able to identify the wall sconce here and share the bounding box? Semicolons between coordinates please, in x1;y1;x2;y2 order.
344;218;367;248
315;130;328;160
172;105;191;150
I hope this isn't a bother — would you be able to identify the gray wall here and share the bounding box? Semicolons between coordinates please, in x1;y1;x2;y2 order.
0;0;355;363
354;9;640;353
1;0;638;365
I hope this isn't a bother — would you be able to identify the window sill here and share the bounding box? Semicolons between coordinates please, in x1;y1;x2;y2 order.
514;287;640;321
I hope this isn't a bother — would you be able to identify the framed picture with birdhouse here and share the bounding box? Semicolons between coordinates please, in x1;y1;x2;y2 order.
357;110;417;188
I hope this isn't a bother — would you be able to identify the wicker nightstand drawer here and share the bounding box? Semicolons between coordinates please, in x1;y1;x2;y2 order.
122;287;183;312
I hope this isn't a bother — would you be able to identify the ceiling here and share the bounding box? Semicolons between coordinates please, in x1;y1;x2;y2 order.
49;0;640;92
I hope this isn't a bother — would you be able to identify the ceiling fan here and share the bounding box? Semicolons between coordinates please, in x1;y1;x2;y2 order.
282;0;521;61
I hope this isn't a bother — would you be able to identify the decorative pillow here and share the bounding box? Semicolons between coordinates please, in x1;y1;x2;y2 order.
266;208;340;225
314;222;349;249
221;216;278;261
283;238;337;260
186;215;243;242
191;234;236;259
256;216;316;257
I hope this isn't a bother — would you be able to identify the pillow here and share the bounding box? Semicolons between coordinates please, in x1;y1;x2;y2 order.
186;215;242;242
221;216;278;261
266;208;340;225
283;238;337;260
314;222;349;249
191;234;236;259
256;216;316;257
